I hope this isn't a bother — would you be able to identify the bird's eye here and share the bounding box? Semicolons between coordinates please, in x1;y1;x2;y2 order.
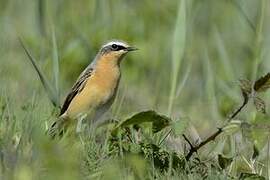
111;44;118;50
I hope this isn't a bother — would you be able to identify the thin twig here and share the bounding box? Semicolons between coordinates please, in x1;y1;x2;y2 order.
182;134;198;157
182;134;195;149
184;128;222;160
184;97;248;160
228;96;248;121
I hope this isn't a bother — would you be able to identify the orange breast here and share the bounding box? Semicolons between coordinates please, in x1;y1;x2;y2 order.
66;59;120;119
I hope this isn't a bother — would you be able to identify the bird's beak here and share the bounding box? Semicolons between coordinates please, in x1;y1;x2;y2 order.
126;46;138;52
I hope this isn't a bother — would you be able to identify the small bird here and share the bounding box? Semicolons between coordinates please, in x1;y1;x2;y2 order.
48;40;137;137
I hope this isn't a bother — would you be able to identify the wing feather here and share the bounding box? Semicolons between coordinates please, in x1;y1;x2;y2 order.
60;67;93;115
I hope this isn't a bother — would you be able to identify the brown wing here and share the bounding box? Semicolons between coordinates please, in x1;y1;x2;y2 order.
60;67;93;115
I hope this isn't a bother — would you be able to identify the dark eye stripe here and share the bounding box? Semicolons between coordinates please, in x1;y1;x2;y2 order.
115;45;126;51
111;44;126;51
101;44;127;54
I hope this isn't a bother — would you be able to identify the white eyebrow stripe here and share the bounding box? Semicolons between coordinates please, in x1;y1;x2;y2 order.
102;41;129;48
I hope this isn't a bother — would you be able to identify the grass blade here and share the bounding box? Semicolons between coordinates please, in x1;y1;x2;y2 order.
38;0;46;36
214;27;235;81
203;49;219;120
252;0;265;81
167;0;186;116
51;28;60;105
19;37;60;108
176;63;191;98
231;0;256;33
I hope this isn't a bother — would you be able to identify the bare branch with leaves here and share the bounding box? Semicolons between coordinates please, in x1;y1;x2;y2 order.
184;72;270;160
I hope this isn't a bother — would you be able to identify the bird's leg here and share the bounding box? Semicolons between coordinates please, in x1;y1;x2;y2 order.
76;113;87;133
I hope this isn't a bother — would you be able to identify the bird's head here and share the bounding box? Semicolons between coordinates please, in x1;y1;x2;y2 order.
98;40;137;65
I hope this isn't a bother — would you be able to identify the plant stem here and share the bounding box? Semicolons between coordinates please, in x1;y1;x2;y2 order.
228;96;249;121
184;97;248;160
185;128;222;160
158;129;172;146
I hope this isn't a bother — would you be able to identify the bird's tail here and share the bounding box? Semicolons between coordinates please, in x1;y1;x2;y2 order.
47;116;69;138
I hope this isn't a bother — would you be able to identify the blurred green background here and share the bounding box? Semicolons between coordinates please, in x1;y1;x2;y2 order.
1;0;270;179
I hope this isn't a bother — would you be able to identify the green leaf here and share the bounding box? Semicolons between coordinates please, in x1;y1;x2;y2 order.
120;111;171;133
171;117;189;136
218;154;233;169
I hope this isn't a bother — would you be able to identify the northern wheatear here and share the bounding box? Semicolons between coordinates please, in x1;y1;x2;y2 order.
48;40;137;137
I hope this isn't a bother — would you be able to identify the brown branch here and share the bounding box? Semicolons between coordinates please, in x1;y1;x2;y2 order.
228;93;249;121
184;128;222;160
184;97;248;161
182;134;195;150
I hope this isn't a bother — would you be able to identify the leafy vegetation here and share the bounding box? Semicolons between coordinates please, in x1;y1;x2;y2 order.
1;0;270;179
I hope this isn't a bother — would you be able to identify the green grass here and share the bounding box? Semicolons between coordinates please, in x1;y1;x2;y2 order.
1;0;270;179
